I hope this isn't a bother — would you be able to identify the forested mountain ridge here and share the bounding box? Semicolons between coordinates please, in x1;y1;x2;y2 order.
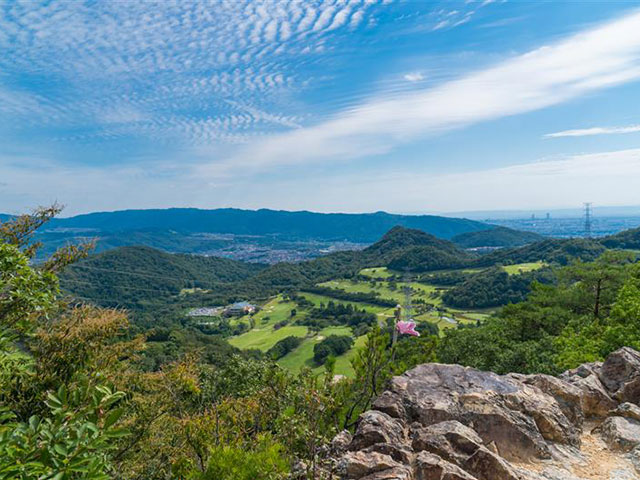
451;225;543;248
59;225;637;310
60;245;265;307
474;237;606;267
601;225;640;249
43;208;490;241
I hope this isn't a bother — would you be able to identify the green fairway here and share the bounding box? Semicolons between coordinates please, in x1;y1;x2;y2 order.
359;267;393;279
228;324;308;351
278;326;363;377
317;278;442;306
503;261;545;275
228;296;308;351
300;292;388;313
229;277;493;376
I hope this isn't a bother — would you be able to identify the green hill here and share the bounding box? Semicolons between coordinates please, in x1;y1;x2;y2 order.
475;238;605;267
363;226;473;272
60;246;265;308
452;226;543;248
600;226;640;250
45;208;489;241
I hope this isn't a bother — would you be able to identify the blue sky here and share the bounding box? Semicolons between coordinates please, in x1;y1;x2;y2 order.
2;0;640;216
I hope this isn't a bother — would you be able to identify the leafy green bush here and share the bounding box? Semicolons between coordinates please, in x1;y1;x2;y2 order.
313;335;354;364
267;336;303;360
194;435;289;480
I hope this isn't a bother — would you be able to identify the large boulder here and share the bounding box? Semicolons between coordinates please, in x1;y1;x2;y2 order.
350;410;406;451
561;366;618;417
380;364;577;460
414;451;476;480
594;416;640;452
599;347;640;404
511;373;584;428
338;451;403;479
333;349;640;480
411;420;484;466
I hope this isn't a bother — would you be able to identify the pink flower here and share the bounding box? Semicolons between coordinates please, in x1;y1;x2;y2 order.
396;321;420;337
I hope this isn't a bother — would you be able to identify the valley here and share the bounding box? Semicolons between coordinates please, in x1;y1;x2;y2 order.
54;220;640;379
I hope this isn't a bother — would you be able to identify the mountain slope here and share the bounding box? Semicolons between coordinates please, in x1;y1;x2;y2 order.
474;238;605;266
600;226;640;249
46;208;490;241
362;226;473;272
451;226;543;248
60;246;265;307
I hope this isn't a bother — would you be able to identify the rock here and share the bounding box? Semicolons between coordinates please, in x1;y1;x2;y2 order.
457;391;551;460
594;416;640;452
563;372;617;417
332;349;640;480
411;420;484;466
339;451;403;479
513;373;584;428
373;391;407;420
414;451;477;480
462;447;522;480
609;403;640;422
360;466;413;480
560;362;603;380
629;445;640;474
332;430;354;455
362;444;414;464
383;363;578;460
351;410;406;451
599;347;640;402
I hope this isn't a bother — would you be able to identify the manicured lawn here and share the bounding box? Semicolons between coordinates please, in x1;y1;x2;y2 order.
228;296;308;351
503;262;545;275
228;324;309;351
317;278;442;306
359;267;393;279
300;292;387;314
278;326;363;377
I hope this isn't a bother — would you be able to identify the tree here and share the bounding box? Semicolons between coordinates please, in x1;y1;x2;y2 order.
0;208;129;479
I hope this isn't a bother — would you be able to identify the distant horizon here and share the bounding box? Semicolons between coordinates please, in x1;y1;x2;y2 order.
4;203;640;221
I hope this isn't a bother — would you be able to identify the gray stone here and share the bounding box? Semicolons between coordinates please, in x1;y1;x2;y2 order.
609;403;640;422
564;373;617;418
594;416;640;452
515;373;584;428
462;447;522;480
339;451;402;479
411;420;484;466
351;410;406;451
414;451;477;480
599;347;640;399
360;466;413;480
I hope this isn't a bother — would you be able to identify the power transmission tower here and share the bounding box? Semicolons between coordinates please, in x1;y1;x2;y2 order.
584;203;592;238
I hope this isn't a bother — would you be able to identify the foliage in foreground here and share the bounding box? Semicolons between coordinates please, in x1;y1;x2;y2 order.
438;251;640;374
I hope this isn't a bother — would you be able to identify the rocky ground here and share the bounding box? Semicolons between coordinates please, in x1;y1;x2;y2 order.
330;347;640;480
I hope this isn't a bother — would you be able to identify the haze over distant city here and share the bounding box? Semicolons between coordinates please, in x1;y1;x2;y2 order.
2;1;640;215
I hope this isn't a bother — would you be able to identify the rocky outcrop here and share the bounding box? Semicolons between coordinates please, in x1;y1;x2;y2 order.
333;348;640;480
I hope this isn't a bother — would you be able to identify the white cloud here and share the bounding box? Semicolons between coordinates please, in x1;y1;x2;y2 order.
0;0;382;145
209;9;640;175
545;124;640;138
224;148;640;213
3;147;640;215
403;72;424;82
